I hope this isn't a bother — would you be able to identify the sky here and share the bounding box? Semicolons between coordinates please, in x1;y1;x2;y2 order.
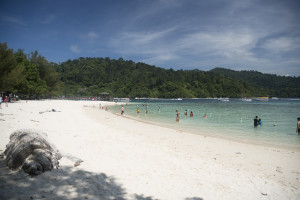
0;0;300;76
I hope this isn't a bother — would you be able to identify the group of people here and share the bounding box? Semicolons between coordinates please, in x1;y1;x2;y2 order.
254;116;300;135
119;105;300;134
121;104;149;116
176;110;208;122
0;95;9;109
184;110;194;117
253;116;263;127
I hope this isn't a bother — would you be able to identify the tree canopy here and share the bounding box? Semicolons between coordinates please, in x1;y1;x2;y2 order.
210;68;300;97
0;42;61;98
1;42;299;98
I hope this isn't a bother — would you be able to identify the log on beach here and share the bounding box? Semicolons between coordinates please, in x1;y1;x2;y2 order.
4;129;61;175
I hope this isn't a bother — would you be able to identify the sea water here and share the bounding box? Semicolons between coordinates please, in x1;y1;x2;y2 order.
108;99;300;149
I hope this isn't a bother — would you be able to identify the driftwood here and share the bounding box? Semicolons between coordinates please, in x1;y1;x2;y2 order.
4;129;61;175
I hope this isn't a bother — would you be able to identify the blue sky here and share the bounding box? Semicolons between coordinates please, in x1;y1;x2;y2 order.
1;0;299;76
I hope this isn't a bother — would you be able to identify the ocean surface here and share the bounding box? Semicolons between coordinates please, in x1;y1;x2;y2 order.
108;98;300;149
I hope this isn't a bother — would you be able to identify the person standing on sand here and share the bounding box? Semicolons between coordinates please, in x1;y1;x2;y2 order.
176;110;180;122
297;118;300;135
4;96;8;107
0;95;2;109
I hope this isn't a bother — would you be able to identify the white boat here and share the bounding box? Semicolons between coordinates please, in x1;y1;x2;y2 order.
271;97;279;100
114;98;130;102
241;98;252;102
255;97;269;101
171;98;183;100
218;97;229;102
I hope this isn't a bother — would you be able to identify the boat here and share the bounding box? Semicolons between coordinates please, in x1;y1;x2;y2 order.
254;97;269;101
271;97;279;100
218;97;229;102
241;98;252;102
113;98;130;102
171;98;183;101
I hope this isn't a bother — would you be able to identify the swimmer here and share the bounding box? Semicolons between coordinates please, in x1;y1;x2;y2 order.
297;118;300;134
258;119;262;126
176;110;180;122
204;114;207;118
190;111;193;117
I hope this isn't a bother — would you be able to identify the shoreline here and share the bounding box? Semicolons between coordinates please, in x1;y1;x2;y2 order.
105;104;300;151
1;100;300;200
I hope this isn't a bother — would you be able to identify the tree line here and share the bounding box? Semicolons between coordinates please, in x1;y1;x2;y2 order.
1;42;299;99
210;68;300;97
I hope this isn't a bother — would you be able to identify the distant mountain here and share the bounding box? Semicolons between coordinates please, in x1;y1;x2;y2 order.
56;57;264;98
2;41;299;98
209;68;300;97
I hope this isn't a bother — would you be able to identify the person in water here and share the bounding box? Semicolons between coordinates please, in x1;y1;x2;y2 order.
121;106;124;115
190;111;193;117
184;110;188;116
204;114;207;118
297;118;300;135
254;116;259;127
176;110;180;122
258;118;262;126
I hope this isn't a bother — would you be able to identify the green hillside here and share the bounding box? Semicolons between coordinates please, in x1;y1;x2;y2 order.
57;57;262;98
210;68;300;97
1;42;299;99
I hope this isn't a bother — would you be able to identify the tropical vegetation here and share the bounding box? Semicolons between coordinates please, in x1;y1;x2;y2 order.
1;42;299;99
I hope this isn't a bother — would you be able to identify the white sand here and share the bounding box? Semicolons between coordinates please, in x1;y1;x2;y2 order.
0;100;299;200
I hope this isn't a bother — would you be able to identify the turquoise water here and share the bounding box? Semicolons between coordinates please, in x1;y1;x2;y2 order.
109;99;300;148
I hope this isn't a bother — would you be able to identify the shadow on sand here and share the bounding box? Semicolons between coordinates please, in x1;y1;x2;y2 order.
0;156;203;200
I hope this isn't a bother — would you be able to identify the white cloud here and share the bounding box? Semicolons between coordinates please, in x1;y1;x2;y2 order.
116;27;176;46
80;32;99;41
261;37;300;53
107;0;300;75
0;15;26;25
70;45;81;53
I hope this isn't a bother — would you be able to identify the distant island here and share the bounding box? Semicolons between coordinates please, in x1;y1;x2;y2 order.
1;42;299;99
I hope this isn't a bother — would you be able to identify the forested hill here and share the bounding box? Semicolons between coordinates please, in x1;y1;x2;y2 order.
1;42;299;98
57;57;263;98
210;68;300;97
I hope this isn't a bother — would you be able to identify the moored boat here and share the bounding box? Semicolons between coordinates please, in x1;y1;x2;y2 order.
241;98;252;102
254;97;269;101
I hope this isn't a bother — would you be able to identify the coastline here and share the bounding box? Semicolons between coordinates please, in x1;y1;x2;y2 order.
0;100;300;200
106;104;300;151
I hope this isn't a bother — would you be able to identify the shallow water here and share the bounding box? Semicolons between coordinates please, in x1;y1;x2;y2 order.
109;98;300;148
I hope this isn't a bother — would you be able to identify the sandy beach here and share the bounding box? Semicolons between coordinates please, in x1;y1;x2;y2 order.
0;100;299;200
